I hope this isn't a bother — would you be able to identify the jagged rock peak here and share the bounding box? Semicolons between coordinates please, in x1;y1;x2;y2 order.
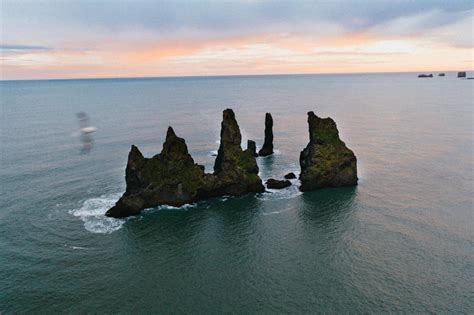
258;112;274;156
214;109;245;173
129;145;144;161
220;108;241;146
247;140;258;157
299;111;357;191
161;126;193;162
307;111;342;145
107;110;264;218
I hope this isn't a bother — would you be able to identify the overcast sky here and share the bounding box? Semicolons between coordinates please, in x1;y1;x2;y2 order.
1;0;473;80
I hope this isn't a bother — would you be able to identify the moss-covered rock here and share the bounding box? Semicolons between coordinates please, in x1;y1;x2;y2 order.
299;111;357;191
210;109;264;196
106;109;264;218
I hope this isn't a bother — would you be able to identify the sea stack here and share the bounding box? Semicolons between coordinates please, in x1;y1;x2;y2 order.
299;111;357;191
258;113;274;156
212;109;265;195
457;72;466;78
106;109;264;218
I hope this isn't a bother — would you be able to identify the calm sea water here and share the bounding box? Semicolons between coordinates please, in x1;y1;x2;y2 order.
0;73;473;313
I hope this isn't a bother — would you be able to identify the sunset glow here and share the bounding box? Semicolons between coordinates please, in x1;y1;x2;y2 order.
1;1;472;80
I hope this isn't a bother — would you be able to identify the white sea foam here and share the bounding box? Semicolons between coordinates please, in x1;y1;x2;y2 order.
144;203;197;213
69;193;125;234
259;181;302;201
262;207;294;216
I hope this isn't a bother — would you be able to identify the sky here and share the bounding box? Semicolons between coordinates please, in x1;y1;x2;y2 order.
1;0;473;80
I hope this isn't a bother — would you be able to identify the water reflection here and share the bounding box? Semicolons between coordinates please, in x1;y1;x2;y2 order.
299;186;358;226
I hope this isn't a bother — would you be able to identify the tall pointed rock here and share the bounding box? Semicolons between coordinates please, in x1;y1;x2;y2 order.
258;112;274;156
211;109;264;194
299;111;357;191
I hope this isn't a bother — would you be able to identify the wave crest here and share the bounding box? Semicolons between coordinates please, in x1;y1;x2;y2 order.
69;194;125;234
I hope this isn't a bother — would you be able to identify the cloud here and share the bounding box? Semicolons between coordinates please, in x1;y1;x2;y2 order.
0;44;51;50
2;0;472;44
1;0;472;79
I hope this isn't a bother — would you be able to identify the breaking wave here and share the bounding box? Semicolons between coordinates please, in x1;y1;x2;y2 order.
259;180;302;201
69;193;125;234
70;194;199;233
143;203;197;213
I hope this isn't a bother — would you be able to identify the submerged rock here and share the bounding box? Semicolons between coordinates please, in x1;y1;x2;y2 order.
258;113;274;156
266;178;291;189
284;172;297;179
247;140;258;157
299;111;357;191
106;109;264;218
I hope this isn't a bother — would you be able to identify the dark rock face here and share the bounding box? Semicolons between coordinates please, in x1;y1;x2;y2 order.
266;178;291;189
258;113;274;156
106;127;208;218
457;72;466;78
247;140;257;157
284;172;297;179
106;109;264;218
418;74;433;78
299;111;357;191
211;109;265;196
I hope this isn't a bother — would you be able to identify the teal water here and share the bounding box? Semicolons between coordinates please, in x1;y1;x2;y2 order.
0;73;473;313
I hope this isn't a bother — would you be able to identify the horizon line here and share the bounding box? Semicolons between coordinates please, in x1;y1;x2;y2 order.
1;69;470;83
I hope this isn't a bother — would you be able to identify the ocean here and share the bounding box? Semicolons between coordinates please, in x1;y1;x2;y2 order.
0;73;472;312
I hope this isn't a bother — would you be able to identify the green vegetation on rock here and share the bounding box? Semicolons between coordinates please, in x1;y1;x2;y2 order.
299;111;358;191
107;109;264;218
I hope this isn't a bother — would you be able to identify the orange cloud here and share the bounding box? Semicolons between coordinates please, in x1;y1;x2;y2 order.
2;31;473;80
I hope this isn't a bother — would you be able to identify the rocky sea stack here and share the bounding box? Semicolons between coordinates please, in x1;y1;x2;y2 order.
258;113;274;156
299;111;358;191
106;109;264;218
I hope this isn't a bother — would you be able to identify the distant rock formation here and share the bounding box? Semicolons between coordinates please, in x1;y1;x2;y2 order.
418;74;433;78
266;178;291;189
106;109;264;218
299;112;357;191
247;140;257;157
457;72;466;78
284;172;296;179
438;73;445;77
258;113;274;156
